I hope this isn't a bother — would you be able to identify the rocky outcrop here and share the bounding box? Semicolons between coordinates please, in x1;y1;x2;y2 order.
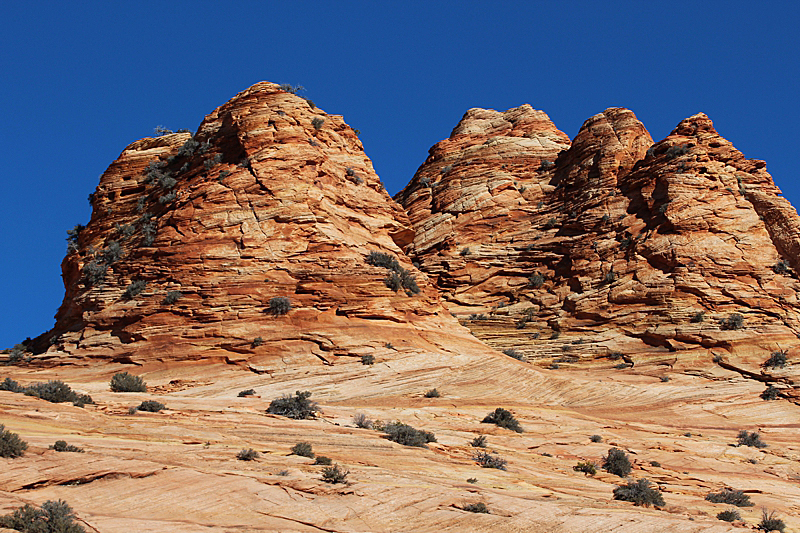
397;107;800;364
38;82;477;367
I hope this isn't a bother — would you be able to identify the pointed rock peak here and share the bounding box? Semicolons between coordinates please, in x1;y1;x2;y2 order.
572;107;653;157
449;104;564;139
671;112;718;137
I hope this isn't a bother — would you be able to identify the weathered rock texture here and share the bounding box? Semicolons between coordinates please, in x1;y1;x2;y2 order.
37;82;475;368
397;107;800;366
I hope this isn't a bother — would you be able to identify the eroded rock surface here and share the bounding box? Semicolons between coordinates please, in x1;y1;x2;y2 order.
397;107;800;365
38;83;474;367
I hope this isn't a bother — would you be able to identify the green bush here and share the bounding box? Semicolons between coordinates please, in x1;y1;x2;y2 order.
311;117;325;130
705;488;753;507
24;381;93;407
237;448;259;461
110;372;147;392
474;451;507;470
313;456;332;465
162;290;182;304
123;280;146;300
1;377;24;392
291;442;314;458
251;337;264;348
268;296;292;316
717;509;741;522
361;354;375;365
528;272;544;288
503;348;526;361
366;251;420;295
470;435;487;448
612;478;665;507
137;400;165;412
7;344;30;365
267;391;317;419
772;260;790;274
737;430;767;448
50;440;84;453
424;388;440;398
0;424;27;458
758;509;785;532
603;448;632;477
764;350;787;369
461;502;489;514
691;311;705;323
238;389;256;397
0;499;86;532
761;385;780;400
720;313;744;330
321;464;348;484
352;413;373;429
590;434;603;443
383;421;436;447
482;408;523;433
573;461;598;475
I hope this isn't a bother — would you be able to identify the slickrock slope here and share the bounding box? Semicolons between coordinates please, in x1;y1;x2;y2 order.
397;107;800;369
36;82;476;368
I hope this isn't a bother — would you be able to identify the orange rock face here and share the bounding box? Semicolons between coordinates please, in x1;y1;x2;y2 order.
397;107;800;363
39;83;476;368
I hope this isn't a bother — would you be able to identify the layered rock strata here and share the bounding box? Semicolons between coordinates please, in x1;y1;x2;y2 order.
38;82;474;367
397;107;800;364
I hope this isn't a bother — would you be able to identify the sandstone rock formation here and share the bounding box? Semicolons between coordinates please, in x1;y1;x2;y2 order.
397;106;800;368
36;82;477;369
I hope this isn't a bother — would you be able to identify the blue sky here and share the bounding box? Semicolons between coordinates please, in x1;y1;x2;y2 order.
1;1;798;348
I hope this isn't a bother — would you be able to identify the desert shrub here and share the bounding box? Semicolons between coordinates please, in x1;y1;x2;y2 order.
614;363;632;369
204;154;222;170
267;390;317;419
0;424;28;458
544;217;558;229
604;270;617;284
466;477;478;483
471;435;487;448
539;160;554;171
352;413;373;429
720;313;744;330
162;290;182;305
503;348;526;361
691;311;705;323
764;350;787;369
251;337;264;348
737;430;767;448
291;442;314;458
311;117;325;130
102;241;123;264
460;247;470;256
82;260;107;286
6;344;30;365
607;352;623;360
706;488;753;507
761;385;780;400
0;377;24;393
367;251;401;270
361;354;375;365
268;296;292;316
603;448;632;477
313;456;332;465
278;83;304;94
177;138;200;157
590;434;603;443
528;272;544;288
573;461;598;476
758;509;785;532
110;372;147;392
613;478;665;507
158;191;177;204
461;502;489;514
482;408;523;433
660;376;670;382
474;451;507;470
321;464;348;484
237;448;259;461
123;280;146;300
424;388;440;398
665;144;690;158
50;440;84;453
0;499;86;532
717;509;741;522
383;421;436;447
772;260;790;274
65;224;85;253
238;389;256;397
137;400;165;412
24;381;93;407
649;460;661;467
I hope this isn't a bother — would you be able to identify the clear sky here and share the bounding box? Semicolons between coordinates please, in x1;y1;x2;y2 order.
1;1;798;348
